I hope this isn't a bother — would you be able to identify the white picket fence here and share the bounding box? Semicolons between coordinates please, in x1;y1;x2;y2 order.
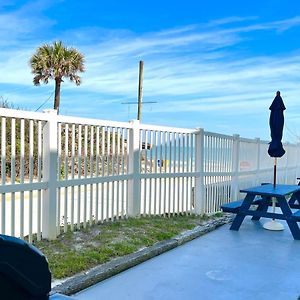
0;107;299;241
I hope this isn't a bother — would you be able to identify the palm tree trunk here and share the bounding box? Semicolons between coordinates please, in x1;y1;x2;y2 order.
54;78;61;114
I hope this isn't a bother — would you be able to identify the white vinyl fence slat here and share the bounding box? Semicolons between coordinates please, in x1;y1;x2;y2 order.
1;117;6;234
57;123;62;234
11;118;16;236
159;131;163;215
121;128;125;218
101;127;105;222
148;130;153;215
90;126;94;225
111;127;115;219
95;126;100;223
106;128;110;220
37;121;42;241
116;128;120;218
77;124;82;228
28;120;34;242
20;119;25;239
64;124;69;233
83;125;88;227
70;124;75;230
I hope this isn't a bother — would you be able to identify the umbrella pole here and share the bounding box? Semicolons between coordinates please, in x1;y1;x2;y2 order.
273;157;277;217
264;157;284;229
273;157;277;188
263;156;284;230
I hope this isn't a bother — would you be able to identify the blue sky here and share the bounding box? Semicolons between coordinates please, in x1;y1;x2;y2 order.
1;0;300;141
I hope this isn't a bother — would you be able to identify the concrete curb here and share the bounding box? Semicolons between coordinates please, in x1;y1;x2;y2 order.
51;215;233;296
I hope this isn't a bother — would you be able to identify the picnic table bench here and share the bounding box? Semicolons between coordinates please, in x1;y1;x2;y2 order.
221;197;264;213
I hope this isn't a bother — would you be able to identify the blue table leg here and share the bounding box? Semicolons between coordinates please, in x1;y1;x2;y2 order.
251;196;271;221
277;196;300;240
288;191;300;208
230;194;255;231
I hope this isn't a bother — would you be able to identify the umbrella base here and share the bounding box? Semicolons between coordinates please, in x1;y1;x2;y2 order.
263;219;284;231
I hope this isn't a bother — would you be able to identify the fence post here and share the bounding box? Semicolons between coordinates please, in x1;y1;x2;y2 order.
255;138;261;185
231;134;240;201
194;128;205;215
42;109;58;240
127;119;141;216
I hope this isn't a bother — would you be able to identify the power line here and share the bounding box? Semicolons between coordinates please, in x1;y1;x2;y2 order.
35;91;54;112
121;101;157;104
286;126;300;142
122;100;158;120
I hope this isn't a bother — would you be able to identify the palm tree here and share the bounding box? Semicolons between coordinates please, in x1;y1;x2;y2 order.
30;41;85;114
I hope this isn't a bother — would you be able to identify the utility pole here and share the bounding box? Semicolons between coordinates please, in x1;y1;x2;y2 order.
121;60;157;119
137;60;144;121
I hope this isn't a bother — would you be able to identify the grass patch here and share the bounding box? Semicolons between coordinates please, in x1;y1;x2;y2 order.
34;213;223;279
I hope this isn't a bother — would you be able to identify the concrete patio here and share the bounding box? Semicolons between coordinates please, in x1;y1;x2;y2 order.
73;216;300;300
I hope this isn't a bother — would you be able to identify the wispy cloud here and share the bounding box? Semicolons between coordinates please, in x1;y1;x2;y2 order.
272;16;300;32
0;1;55;46
205;16;258;27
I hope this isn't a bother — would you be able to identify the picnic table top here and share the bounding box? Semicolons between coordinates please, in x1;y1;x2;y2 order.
240;184;300;197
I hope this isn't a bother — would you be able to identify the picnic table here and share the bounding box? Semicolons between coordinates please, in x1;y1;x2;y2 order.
221;184;300;240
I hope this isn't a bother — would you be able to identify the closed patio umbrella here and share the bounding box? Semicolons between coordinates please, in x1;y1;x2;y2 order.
268;90;286;174
264;90;286;231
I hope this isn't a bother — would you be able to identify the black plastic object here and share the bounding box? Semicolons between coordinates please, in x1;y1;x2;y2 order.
0;234;51;300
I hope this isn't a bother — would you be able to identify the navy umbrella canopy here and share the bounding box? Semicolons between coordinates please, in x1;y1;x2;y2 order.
268;91;286;158
264;91;286;230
